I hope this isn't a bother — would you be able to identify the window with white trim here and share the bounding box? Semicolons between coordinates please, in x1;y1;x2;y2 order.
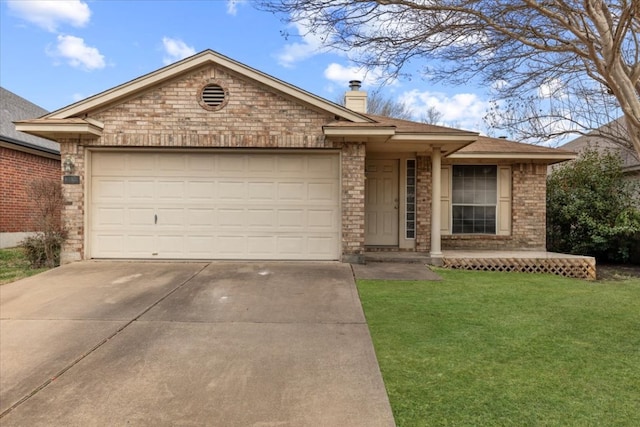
451;165;497;234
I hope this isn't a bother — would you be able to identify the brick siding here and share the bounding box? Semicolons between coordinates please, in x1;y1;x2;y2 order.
0;147;60;232
441;162;547;251
59;63;367;263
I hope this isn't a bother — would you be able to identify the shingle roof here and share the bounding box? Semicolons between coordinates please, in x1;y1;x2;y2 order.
364;114;478;135
1;87;59;153
459;136;575;155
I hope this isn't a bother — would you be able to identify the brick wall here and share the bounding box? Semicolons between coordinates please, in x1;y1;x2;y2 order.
415;155;431;252
441;162;547;251
0;147;60;232
91;64;333;148
340;142;366;262
59;63;368;263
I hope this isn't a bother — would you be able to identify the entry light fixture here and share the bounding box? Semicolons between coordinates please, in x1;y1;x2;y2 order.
63;156;75;175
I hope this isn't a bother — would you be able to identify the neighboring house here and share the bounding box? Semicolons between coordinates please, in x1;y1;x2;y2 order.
1;87;60;249
15;50;574;265
558;118;640;191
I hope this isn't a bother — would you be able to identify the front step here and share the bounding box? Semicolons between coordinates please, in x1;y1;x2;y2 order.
364;251;431;264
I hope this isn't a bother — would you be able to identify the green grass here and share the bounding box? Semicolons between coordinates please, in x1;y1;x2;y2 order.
0;247;49;285
357;270;640;426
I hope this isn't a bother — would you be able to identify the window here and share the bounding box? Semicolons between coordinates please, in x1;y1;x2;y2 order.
452;165;497;234
406;159;416;239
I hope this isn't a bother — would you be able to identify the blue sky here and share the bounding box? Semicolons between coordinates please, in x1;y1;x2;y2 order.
1;0;494;134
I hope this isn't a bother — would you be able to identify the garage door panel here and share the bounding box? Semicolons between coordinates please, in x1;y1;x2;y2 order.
158;181;186;200
218;209;245;227
127;235;155;255
247;182;276;200
217;236;246;255
156;208;186;227
308;210;335;229
278;183;305;200
308;183;336;201
187;181;215;200
247;236;276;254
188;209;216;227
94;208;124;226
277;236;304;254
91;152;339;260
94;180;125;201
247;209;275;227
128;155;155;174
157;235;185;256
128;181;154;200
129;208;155;226
218;181;245;199
278;210;304;228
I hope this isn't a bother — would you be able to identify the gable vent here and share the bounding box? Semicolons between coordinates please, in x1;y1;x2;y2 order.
198;81;229;111
202;85;226;107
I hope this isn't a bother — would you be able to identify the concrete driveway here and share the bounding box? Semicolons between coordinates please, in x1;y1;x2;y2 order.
0;261;395;426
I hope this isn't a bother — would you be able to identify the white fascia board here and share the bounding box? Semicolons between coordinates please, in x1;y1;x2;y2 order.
323;127;396;137
391;133;478;142
15;122;103;138
448;152;577;161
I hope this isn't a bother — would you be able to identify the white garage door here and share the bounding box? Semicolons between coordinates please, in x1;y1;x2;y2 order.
90;152;340;260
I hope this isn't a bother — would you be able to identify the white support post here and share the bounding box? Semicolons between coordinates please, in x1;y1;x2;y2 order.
431;147;442;259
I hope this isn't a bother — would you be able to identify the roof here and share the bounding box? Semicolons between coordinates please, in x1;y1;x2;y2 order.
42;49;373;124
560;118;639;171
0;87;60;155
449;135;576;162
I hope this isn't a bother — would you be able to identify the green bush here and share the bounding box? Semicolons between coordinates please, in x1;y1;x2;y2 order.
547;149;640;263
20;233;65;268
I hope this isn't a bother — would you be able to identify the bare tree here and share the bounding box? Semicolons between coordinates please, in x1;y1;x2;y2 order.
337;90;414;119
261;0;640;155
421;106;444;125
22;178;66;268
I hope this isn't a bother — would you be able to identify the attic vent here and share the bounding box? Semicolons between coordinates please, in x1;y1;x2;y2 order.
198;81;229;111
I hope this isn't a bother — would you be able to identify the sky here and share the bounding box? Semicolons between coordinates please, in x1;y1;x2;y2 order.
0;0;495;135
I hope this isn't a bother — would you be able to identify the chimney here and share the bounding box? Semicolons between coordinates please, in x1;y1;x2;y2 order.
344;80;367;113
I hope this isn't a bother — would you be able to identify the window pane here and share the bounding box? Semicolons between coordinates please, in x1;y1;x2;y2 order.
451;165;498;235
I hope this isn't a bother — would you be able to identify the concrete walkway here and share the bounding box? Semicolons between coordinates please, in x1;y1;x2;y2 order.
0;261;395;426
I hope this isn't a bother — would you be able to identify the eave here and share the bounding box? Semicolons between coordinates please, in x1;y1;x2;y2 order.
14;118;103;141
448;152;578;164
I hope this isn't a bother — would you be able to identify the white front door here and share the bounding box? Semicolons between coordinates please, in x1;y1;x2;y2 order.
365;159;399;246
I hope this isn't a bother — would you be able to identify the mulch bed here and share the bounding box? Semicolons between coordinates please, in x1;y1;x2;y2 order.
597;264;640;281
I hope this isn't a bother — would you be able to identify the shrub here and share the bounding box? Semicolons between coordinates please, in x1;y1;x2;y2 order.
547;149;640;263
19;178;66;268
20;232;65;268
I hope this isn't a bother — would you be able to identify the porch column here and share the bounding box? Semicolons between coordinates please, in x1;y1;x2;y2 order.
430;147;442;259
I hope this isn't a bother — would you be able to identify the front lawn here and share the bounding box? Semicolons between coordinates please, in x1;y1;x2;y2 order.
0;247;49;285
357;270;640;426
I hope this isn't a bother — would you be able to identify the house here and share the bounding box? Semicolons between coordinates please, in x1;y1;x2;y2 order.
558;118;640;192
15;50;575;265
1;87;60;249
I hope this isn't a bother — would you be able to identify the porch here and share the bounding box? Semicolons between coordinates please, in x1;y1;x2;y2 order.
364;250;596;280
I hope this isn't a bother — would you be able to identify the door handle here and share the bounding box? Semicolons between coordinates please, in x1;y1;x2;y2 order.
154;214;158;224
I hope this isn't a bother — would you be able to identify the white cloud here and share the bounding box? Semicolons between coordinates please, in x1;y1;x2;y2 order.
324;63;394;88
49;35;105;71
276;21;328;67
538;78;566;98
7;0;90;32
226;0;247;16
162;37;196;65
399;89;490;131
